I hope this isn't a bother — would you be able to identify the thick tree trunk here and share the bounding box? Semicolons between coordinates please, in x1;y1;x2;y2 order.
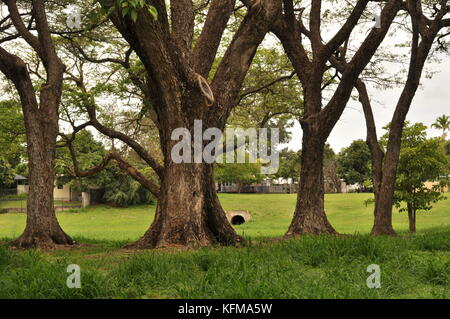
126;163;244;249
11;117;73;249
286;126;337;236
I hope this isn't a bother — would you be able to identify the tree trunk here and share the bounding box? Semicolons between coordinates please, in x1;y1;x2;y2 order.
11;114;73;249
407;203;416;233
126;163;243;249
286;125;337;236
126;114;243;249
369;122;404;236
371;186;397;236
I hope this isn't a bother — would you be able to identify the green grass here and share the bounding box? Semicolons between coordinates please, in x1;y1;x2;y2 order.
0;193;449;299
0;231;449;298
2;193;449;240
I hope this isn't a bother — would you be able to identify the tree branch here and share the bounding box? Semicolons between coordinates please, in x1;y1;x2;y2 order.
208;0;283;126
192;0;236;77
68;142;160;197
170;0;195;52
73;80;164;179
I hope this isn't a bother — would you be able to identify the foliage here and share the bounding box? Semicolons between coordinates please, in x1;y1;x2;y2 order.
229;47;303;145
337;140;372;185
215;159;264;192
116;0;158;22
393;129;448;219
56;130;107;190
375;122;447;231
56;130;155;207
95;0;158;22
101;165;155;207
0;157;14;189
272;148;301;183
0;100;26;174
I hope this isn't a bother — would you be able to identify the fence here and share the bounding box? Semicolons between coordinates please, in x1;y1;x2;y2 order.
0;195;82;214
0;188;17;196
220;184;299;194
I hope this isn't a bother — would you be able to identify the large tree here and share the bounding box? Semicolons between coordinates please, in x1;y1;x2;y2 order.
270;0;403;235
0;0;73;248
63;0;283;248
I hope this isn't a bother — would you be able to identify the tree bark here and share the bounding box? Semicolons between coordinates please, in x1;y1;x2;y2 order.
407;203;416;234
272;0;402;237
127;162;243;249
0;0;73;248
356;80;397;236
11;118;73;248
371;188;397;236
286;124;337;236
83;1;282;249
357;1;444;236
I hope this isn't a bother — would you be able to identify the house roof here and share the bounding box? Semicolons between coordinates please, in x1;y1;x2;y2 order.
14;175;27;181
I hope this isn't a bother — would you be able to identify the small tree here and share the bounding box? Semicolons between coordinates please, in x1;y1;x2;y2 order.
392;126;448;233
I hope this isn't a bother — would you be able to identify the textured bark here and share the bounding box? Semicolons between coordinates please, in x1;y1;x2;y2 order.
11;135;73;248
286;123;337;236
128;163;243;249
370;192;397;236
8;64;74;249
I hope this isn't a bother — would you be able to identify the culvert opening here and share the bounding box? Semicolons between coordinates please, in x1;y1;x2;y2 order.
231;215;245;225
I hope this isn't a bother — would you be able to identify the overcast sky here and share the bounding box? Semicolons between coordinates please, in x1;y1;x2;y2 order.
285;58;450;154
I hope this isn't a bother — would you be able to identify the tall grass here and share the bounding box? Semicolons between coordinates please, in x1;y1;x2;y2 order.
0;246;114;298
1;229;448;299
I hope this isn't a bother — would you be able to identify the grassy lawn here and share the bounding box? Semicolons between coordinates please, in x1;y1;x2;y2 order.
1;193;449;240
0;193;449;299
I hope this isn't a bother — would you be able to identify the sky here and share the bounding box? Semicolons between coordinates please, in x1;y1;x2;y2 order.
284;54;450;154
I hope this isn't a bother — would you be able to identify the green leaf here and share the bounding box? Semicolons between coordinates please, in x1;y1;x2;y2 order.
130;9;138;22
148;5;158;20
